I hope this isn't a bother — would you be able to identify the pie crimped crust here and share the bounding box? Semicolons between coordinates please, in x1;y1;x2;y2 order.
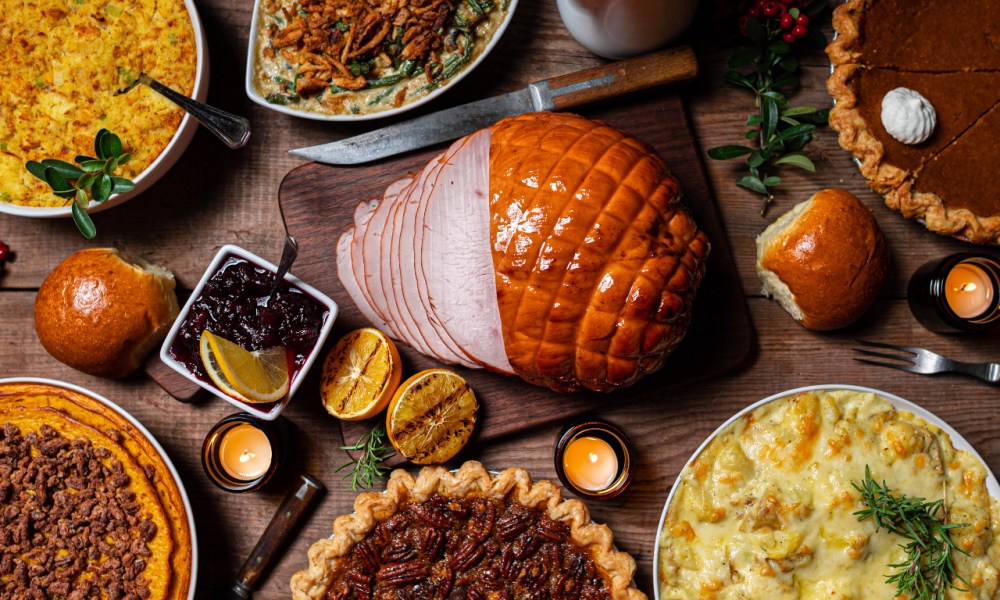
827;0;1000;243
291;461;646;600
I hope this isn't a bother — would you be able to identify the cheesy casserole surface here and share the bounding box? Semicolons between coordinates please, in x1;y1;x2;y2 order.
0;0;197;208
658;389;1000;599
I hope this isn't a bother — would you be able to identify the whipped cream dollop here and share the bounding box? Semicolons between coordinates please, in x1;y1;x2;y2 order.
880;87;937;145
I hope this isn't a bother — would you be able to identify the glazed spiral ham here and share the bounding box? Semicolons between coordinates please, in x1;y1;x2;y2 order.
337;112;710;392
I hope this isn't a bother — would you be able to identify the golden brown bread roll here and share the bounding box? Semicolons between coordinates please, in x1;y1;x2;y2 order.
34;248;180;378
489;112;710;392
756;188;889;331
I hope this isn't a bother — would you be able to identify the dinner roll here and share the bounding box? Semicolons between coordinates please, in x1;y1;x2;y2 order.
756;189;889;331
34;248;180;378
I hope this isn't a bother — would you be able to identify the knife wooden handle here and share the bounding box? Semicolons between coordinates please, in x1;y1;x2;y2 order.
544;45;697;111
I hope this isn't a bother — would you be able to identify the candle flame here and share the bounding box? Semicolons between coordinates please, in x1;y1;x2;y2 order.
239;449;256;464
589;452;599;463
957;282;978;293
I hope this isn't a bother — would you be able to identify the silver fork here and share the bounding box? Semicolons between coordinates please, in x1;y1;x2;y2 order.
853;340;1000;384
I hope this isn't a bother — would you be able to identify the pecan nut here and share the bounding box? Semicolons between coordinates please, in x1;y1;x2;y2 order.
376;561;430;586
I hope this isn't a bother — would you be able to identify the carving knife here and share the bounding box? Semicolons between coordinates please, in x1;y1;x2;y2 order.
289;45;698;165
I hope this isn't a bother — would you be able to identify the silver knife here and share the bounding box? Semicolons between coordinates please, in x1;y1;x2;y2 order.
289;45;697;165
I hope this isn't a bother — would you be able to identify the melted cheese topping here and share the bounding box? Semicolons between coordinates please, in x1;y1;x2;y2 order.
658;390;1000;599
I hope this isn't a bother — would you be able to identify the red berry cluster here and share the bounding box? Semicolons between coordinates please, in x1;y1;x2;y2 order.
740;0;811;43
0;242;10;268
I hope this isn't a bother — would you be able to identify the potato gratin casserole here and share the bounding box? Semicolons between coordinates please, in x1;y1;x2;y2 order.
658;389;1000;599
0;0;197;208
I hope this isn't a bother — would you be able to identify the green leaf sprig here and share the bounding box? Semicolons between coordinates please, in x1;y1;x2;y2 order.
852;466;971;600
336;423;395;491
708;0;830;215
26;129;136;239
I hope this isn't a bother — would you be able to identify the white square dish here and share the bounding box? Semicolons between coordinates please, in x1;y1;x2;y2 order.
159;244;337;420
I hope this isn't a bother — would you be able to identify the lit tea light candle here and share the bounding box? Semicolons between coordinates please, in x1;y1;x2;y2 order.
945;263;993;319
554;419;633;500
202;414;282;493
219;423;273;481
563;436;618;492
907;253;1000;333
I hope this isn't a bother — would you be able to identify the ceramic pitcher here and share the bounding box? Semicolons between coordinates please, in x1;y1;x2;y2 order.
556;0;700;59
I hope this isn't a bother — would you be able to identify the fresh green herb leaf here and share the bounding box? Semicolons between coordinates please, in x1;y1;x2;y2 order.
91;173;112;203
736;175;767;194
26;129;135;237
710;1;829;214
71;201;97;239
772;123;816;144
44;168;73;193
110;176;135;193
853;466;970;600
336;424;395;490
40;159;84;179
25;161;48;180
773;152;817;172
707;145;754;160
99;132;122;159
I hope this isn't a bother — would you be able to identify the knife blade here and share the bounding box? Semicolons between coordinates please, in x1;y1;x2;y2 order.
289;45;697;165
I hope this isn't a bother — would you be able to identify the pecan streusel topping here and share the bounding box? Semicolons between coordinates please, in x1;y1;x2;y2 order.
0;422;157;599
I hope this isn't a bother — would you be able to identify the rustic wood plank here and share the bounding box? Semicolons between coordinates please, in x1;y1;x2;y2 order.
1;291;998;598
3;1;1000;599
273;90;753;459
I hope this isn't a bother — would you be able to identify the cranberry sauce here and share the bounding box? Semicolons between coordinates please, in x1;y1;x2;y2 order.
169;256;328;392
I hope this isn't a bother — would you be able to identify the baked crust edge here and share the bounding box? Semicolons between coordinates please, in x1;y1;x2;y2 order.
290;461;647;600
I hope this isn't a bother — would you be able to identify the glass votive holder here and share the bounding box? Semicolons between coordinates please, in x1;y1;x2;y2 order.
202;413;282;493
907;253;1000;334
554;418;633;500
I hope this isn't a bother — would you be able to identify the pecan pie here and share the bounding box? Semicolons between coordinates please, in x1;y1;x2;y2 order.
0;382;193;600
291;461;646;600
827;0;1000;243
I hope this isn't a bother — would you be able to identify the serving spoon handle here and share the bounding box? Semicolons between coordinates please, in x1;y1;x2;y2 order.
121;73;251;149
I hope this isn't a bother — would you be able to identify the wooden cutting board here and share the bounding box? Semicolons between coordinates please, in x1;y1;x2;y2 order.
273;91;754;463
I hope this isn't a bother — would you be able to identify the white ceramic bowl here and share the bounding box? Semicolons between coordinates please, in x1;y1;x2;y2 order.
0;377;199;600
244;0;519;121
159;244;338;420
0;0;209;219
651;383;1000;600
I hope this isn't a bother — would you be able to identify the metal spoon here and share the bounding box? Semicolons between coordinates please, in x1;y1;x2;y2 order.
270;234;299;297
270;200;299;296
117;73;251;149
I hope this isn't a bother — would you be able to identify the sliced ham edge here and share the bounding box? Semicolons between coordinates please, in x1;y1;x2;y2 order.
396;140;481;368
421;129;514;375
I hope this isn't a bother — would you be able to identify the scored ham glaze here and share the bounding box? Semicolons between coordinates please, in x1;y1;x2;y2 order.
337;112;710;392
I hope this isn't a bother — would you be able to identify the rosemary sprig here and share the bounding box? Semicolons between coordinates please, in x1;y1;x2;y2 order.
707;0;830;215
852;466;971;600
336;423;395;491
26;128;136;239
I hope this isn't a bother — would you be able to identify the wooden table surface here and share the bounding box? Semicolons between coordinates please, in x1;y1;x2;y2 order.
2;1;998;598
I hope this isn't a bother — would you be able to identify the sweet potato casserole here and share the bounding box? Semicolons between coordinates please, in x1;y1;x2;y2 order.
0;0;197;208
658;389;1000;599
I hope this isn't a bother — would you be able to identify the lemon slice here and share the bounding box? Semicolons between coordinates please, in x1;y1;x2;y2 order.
320;328;402;421
199;330;290;404
385;368;478;465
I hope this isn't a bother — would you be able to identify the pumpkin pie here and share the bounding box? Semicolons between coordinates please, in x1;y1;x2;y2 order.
828;0;1000;243
291;461;646;600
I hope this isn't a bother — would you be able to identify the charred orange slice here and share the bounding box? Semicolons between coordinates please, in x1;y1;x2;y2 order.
320;328;402;421
385;368;478;465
